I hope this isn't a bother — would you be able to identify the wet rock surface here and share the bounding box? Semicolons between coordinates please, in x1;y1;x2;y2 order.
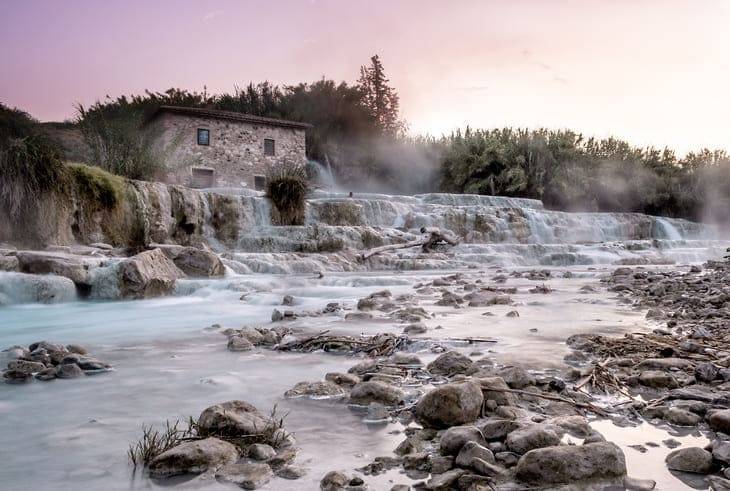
2;341;111;384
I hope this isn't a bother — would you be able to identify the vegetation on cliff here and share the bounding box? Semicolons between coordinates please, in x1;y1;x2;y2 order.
265;163;310;226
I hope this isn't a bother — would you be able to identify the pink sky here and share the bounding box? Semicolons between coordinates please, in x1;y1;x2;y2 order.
1;0;728;153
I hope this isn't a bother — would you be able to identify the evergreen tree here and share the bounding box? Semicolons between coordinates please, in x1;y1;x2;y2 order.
357;55;403;136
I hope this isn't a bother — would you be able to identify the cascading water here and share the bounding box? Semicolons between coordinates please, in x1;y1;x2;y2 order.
655;217;683;240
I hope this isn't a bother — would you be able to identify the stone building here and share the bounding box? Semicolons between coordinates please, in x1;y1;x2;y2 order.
149;106;310;190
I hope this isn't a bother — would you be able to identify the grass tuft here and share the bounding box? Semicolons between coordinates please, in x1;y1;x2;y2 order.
265;163;310;226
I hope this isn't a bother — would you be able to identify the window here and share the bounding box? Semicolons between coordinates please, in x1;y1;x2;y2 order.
191;167;214;188
197;128;210;146
264;138;275;156
254;175;266;191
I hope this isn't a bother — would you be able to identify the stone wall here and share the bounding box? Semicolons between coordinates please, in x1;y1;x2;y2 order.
155;112;306;189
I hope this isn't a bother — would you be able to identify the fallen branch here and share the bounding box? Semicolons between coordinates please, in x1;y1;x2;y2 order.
359;228;459;261
484;386;612;417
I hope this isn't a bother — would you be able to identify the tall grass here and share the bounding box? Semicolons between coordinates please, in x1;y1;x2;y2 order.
265;163;311;226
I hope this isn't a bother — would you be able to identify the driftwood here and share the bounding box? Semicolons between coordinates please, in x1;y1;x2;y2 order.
359;228;459;261
276;331;409;357
486;387;611;417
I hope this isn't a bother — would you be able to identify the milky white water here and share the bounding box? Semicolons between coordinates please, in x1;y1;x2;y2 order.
0;266;716;490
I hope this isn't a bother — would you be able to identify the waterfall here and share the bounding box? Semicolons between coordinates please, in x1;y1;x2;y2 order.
309;158;338;191
655;218;683;240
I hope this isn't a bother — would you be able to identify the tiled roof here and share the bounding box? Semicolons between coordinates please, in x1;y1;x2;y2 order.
154;105;311;129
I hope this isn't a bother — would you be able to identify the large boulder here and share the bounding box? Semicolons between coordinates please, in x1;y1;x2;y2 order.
415;381;484;429
155;244;225;277
665;447;714;474
349;381;404;406
15;251;94;287
427;351;477;377
118;248;185;298
515;442;627;484
197;401;272;439
148;437;239;478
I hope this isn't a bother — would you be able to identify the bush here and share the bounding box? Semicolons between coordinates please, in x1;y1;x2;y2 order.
76;101;165;180
265;163;311;225
68;163;124;209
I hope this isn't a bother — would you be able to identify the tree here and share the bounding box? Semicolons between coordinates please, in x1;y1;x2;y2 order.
357;55;404;136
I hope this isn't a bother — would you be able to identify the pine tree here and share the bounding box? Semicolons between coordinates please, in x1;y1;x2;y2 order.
357;55;403;136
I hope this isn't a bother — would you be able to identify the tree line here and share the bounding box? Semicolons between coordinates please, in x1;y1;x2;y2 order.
4;53;730;225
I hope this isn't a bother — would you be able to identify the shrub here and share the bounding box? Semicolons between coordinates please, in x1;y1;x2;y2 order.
68;163;125;209
76;102;165;180
265;162;311;225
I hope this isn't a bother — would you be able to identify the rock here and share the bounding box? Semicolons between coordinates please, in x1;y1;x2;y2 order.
349;381;404;406
664;407;701;426
455;441;495;468
3;369;32;383
708;409;730;434
395;436;423;456
403;323;427;335
440;426;488;455
696;362;719;383
427;351;476;377
478;376;517;406
215;462;273;489
35;367;57;381
415;381;484;429
169;247;225;277
505;425;561;454
271;309;284;322
477;419;520;441
197;401;272;441
713;441;730;465
471;458;504;477
228;336;254;352
325;372;359;387
15;251;92;286
237;327;265;345
624;476;657;490
277;464;307;479
66;344;88;355
118;249;185;299
56;363;85;379
0;254;19;272
499;366;535;389
547;415;593;438
282;295;295;306
7;359;46;375
515;442;627;484
639;370;679;389
665;447;713;474
638;358;693;370
285;381;346;399
320;470;349;490
148;437;239;478
506;310;520;317
390;353;422;366
708;477;730;491
249;443;276;461
467;293;512;307
429;455;454;474
344;312;372;321
425;469;466;490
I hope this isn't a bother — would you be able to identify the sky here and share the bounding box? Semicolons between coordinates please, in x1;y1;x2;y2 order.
1;0;729;153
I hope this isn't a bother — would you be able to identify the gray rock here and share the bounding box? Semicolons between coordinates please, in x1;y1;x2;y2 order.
3;369;32;383
455;441;495;468
282;295;295;306
440;426;487;456
638;358;693;370
664;407;701;426
395;436;424;456
427;351;476;377
35;367;57;381
515;442;627;484
118;249;185;299
7;359;46;375
325;372;359;387
403;323;427;335
271;309;284;322
169;247;225;277
425;469;466;490
56;363;84;379
478;419;520;441
712;441;730;465
197;400;272;440
277;464;307;480
471;457;504;477
349;381;404;406
249;443;276;461
65;344;87;354
695;362;719;383
149;437;239;478
665;447;713;474
709;409;730;434
320;470;349;490
15;251;92;285
624;476;657;491
285;381;346;399
499;366;535;389
478;376;517;406
506;425;561;454
215;461;273;489
415;381;484;429
228;336;254;352
639;370;679;389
